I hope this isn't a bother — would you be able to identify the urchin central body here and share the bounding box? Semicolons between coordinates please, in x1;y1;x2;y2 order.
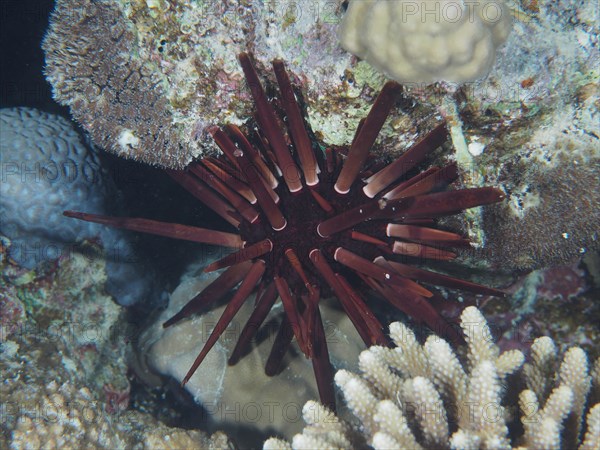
240;184;329;263
65;52;505;409
239;169;369;293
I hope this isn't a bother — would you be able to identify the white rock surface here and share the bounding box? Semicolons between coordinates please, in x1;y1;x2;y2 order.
139;259;365;439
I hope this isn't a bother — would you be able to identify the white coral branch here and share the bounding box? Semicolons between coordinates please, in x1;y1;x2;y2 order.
425;335;468;404
270;308;597;450
580;403;600;450
334;370;378;434
373;399;422;450
388;321;430;378
524;336;558;402
402;377;449;448
461;360;510;449
559;347;591;420
460;306;499;368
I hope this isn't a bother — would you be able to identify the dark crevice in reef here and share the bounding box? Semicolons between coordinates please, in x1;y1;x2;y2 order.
0;0;68;116
128;372;273;449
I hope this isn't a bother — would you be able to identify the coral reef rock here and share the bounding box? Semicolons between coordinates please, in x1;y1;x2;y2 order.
42;0;439;167
136;258;365;441
484;120;600;269
339;0;513;83
431;0;600;270
265;306;600;449
0;246;232;449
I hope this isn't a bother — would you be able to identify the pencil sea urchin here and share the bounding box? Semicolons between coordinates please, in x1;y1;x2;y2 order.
64;53;505;409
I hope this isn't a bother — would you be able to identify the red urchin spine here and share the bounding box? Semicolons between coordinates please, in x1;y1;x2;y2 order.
64;52;506;410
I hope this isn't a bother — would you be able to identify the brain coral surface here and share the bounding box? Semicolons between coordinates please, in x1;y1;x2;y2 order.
0;108;164;306
0;107;110;268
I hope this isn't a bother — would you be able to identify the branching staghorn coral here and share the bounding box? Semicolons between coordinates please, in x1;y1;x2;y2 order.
265;307;600;449
519;336;595;450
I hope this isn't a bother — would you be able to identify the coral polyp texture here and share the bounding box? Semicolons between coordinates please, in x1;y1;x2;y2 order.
42;0;187;167
65;53;506;409
484;127;600;269
265;307;600;450
0;108;109;268
338;0;513;83
0;107;164;306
